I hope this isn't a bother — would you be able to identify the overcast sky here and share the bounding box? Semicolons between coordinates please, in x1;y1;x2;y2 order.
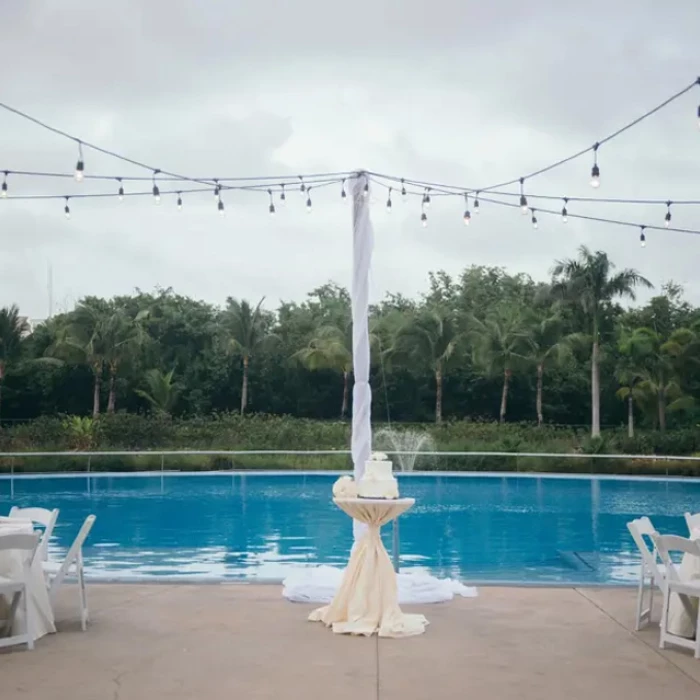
1;0;699;319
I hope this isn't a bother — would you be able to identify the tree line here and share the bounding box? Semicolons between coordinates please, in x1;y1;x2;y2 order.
1;245;700;438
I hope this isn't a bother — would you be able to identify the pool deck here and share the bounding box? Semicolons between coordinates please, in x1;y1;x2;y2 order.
1;585;699;699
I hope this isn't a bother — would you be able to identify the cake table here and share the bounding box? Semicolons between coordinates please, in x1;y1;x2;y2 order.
308;497;428;637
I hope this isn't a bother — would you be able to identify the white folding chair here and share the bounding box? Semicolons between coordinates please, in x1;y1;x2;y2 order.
627;516;666;630
42;515;95;631
8;507;60;562
685;512;700;536
651;533;700;659
0;531;40;651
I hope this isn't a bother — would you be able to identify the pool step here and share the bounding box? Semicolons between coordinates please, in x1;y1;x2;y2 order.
558;551;598;572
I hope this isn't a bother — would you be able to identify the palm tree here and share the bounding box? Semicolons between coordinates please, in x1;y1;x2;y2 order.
0;305;28;419
45;302;108;418
624;326;696;430
102;307;148;413
615;326;648;437
390;309;461;423
222;297;277;414
294;324;353;418
551;246;652;437
468;306;529;423
135;369;180;415
524;308;569;426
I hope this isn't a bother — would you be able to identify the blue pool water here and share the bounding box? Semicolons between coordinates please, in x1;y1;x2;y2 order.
1;472;699;584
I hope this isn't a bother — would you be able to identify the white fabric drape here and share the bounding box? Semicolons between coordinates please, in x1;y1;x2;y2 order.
350;173;374;542
309;499;428;637
667;528;700;638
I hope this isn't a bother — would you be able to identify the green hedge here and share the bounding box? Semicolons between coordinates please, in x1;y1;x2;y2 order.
1;412;700;476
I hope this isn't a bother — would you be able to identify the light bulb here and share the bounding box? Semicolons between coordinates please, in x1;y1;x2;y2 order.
463;210;471;226
64;198;70;219
423;189;431;208
177;194;182;210
531;212;538;229
473;192;480;214
561;198;568;223
363;181;369;198
299;176;306;194
218;199;225;216
268;189;275;216
1;172;7;198
401;179;407;201
421;211;428;227
74;160;84;182
520;195;528;214
118;182;124;201
386;188;392;212
269;203;276;216
665;202;672;228
640;229;646;247
306;196;312;212
341;180;347;200
152;185;161;204
280;184;286;205
590;164;600;188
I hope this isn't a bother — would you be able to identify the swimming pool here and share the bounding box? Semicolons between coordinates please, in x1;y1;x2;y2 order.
1;472;698;584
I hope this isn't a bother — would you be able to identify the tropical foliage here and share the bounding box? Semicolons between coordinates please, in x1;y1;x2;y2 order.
2;248;700;442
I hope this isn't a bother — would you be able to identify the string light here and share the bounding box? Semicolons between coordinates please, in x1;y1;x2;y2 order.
268;189;275;216
561;197;568;223
1;171;7;198
640;225;646;247
665;201;672;228
152;170;161;204
531;208;538;229
463;194;471;226
473;191;480;215
218;197;225;216
299;175;306;194
386;187;392;212
363;180;369;198
519;178;528;214
421;202;428;227
177;192;182;210
64;196;70;219
213;179;220;200
341;179;347;200
422;188;431;208
74;141;84;182
306;187;312;213
590;143;600;188
401;179;407;201
117;178;124;201
280;184;286;205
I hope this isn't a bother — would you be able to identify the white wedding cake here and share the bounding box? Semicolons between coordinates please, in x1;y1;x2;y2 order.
357;452;399;499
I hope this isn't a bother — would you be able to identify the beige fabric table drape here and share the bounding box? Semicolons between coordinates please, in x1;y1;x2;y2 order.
0;521;56;641
667;528;700;639
309;498;428;638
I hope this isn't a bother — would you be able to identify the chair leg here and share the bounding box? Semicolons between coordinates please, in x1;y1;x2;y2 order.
78;564;88;631
23;585;33;651
648;581;655;623
635;569;646;631
659;587;671;650
695;607;700;660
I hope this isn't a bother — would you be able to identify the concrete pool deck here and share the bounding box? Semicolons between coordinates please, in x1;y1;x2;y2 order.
1;585;699;699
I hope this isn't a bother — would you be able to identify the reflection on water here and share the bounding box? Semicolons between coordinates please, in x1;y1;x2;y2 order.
1;473;699;583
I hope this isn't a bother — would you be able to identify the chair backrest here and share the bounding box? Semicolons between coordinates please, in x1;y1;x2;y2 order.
684;512;700;537
0;532;41;572
50;515;96;596
651;533;700;583
9;507;60;561
627;517;663;578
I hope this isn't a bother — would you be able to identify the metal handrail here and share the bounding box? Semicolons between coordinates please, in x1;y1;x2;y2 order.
0;449;699;460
